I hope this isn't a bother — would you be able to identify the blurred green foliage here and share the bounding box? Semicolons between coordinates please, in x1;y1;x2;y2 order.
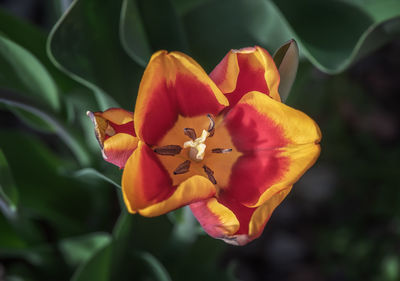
0;0;399;280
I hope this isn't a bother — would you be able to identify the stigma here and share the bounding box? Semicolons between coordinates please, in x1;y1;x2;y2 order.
183;129;209;161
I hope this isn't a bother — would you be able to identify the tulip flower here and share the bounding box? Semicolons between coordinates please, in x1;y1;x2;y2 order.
88;46;321;245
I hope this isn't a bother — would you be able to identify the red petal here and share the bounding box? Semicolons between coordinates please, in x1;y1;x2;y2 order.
223;92;321;207
191;187;292;246
210;46;281;109
134;51;228;146
122;141;174;212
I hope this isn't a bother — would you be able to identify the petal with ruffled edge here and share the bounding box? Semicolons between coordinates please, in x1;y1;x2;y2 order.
210;46;281;109
87;108;138;168
134;51;229;146
222;91;321;207
122;141;216;215
190;187;291;246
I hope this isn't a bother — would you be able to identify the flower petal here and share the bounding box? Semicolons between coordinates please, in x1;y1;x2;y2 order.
223;91;321;207
134;51;228;146
139;175;216;217
122;142;216;215
190;197;239;240
87;108;137;168
210;46;281;109
191;187;291;246
103;134;139;168
122;141;174;213
247;187;292;238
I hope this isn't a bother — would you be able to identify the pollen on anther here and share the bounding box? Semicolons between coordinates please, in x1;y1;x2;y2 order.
184;128;197;140
173;160;191;175
207;114;215;137
203;165;217;184
212;148;232;153
154;145;182;156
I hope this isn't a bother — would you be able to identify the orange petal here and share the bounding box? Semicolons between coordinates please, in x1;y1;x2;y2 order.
134;51;228;146
248;187;292;238
223;91;321;207
210;46;281;109
122;142;216;215
122;141;174;213
87;108;137;168
139;175;216;217
103;134;138;168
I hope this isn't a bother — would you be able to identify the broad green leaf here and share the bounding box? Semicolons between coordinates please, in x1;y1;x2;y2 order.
48;0;143;109
0;92;90;166
59;232;112;267
74;168;121;189
71;241;112;281
135;252;172;281
273;39;299;102
0;35;60;111
0;8;51;70
172;0;210;16
0;131;110;236
120;0;152;67
270;0;400;73
9;107;54;133
182;0;292;71
182;0;400;73
120;0;189;67
0;8;101;120
0;150;18;219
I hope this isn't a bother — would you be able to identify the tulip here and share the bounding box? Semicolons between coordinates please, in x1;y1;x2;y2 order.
88;46;321;245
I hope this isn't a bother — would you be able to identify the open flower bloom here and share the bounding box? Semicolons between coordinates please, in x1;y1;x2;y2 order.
88;46;321;245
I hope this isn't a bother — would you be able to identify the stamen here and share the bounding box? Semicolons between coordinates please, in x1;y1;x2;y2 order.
184;128;197;140
173;160;191;175
211;148;232;153
154;145;182;156
203;165;217;184
207;114;215;137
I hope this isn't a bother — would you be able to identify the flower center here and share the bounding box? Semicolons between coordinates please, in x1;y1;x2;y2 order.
183;129;209;161
153;114;233;185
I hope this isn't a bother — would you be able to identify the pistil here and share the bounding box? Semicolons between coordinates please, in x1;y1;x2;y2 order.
183;129;209;161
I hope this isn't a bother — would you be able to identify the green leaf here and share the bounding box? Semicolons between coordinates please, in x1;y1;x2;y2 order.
135;251;172;281
0;7;99;122
273;39;299;102
71;241;112;281
120;0;152;67
0;92;90;166
74;168;121;189
0;8;49;68
182;0;292;71
120;0;189;67
0;131;110;236
0;150;18;219
0;35;60;111
182;0;400;73
8;107;54;133
172;0;210;16
59;232;112;267
270;0;400;73
47;0;143;109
